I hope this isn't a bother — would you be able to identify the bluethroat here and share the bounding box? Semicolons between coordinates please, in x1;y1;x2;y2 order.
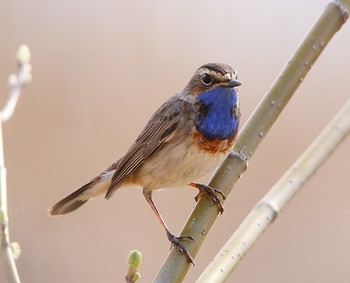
49;63;241;264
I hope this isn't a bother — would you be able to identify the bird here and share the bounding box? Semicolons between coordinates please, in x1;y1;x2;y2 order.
49;63;241;264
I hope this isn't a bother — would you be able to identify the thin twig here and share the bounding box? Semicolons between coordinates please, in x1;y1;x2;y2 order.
154;1;349;282
0;45;32;283
196;97;350;282
1;45;32;122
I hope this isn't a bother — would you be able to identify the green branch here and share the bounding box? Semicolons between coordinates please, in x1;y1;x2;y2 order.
154;1;349;282
197;97;350;282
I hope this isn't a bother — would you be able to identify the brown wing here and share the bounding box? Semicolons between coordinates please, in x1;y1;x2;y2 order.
105;94;186;199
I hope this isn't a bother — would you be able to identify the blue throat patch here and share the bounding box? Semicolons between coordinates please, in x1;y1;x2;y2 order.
195;86;239;140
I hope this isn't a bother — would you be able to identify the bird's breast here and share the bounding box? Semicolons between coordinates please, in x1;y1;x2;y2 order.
191;130;237;154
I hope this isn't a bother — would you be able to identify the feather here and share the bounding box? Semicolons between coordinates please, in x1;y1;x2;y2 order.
105;95;185;199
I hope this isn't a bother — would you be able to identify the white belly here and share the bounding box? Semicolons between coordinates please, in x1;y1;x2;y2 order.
132;140;229;190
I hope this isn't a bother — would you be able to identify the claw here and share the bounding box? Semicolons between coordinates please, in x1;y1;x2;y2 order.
167;231;195;265
189;182;226;214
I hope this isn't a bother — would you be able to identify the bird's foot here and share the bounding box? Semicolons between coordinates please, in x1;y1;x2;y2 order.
166;231;195;265
189;182;226;214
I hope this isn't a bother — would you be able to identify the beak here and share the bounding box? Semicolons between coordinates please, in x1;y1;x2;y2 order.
225;78;241;88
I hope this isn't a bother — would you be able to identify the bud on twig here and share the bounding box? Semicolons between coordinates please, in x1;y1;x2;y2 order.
125;250;142;283
17;45;31;64
10;242;21;260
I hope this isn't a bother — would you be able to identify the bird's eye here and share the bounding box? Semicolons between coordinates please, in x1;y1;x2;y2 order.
201;73;213;85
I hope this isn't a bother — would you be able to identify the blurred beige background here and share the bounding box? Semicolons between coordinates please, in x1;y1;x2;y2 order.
1;0;350;282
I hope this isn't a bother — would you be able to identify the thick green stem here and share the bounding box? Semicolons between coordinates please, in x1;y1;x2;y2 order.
154;1;349;282
197;97;350;282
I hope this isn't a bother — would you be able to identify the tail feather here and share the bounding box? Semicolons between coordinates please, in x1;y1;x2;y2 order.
49;181;94;215
49;169;114;216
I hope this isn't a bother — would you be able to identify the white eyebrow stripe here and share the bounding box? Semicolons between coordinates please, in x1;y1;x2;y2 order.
225;73;232;80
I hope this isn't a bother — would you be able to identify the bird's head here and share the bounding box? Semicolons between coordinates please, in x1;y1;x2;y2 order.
184;63;241;97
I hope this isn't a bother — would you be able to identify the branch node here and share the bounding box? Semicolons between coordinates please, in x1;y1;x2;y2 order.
333;0;350;21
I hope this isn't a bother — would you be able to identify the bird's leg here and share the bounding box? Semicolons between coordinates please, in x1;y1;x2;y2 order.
143;189;195;265
188;182;226;214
